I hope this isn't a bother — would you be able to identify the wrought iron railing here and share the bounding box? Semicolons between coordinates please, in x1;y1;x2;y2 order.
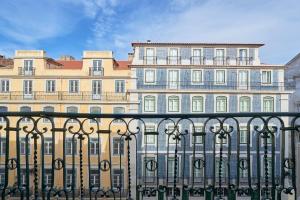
18;67;35;76
0;91;127;101
236;57;253;66
0;112;299;199
89;67;104;76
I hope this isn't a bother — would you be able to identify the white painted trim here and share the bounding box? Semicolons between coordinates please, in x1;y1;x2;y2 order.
214;69;227;85
141;123;157;147
190;69;204;85
142;94;158;113
144;68;157;85
237;69;251;90
214;94;229;113
166;69;180;90
261;95;276;112
237;94;253;112
239;123;253;147
189;123;204;146
68;79;80;93
88;105;102;125
190;94;205;113
166;94;182;113
260;69;273;85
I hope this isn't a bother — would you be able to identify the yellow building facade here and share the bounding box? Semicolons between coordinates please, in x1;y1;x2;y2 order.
0;50;138;195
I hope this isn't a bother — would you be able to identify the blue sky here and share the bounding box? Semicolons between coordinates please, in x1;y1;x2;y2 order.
0;0;300;64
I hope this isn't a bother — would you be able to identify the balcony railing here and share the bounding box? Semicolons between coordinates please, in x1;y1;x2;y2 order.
190;56;206;65
0;91;127;101
89;67;104;76
236;57;253;65
167;56;181;65
139;81;295;91
18;67;35;76
213;56;229;65
0;112;298;199
143;56;157;65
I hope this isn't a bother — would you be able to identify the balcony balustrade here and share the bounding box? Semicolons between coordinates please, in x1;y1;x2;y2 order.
0;91;127;101
139;81;295;91
18;67;35;76
236;57;253;66
89;67;104;76
0;112;298;199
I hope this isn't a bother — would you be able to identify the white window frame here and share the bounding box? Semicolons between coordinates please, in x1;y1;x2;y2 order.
167;69;180;89
142;155;157;181
44;137;53;155
191;48;203;65
0;79;10;93
237;69;250;89
214;95;229;113
261;95;276;112
143;95;157;113
167;95;181;113
92;80;102;99
115;80;125;93
239;124;252;147
90;167;100;187
112;137;124;156
238;95;252;112
45;80;56;93
191;70;204;85
144;69;156;84
145;48;155;64
142;123;157;146
89;137;100;155
189;123;204;146
65;137;77;155
261;70;273;85
166;155;181;180
191;95;205;113
65;105;79;123
89;106;101;123
112;167;124;189
69;80;79;93
214;69;227;85
189;155;204;180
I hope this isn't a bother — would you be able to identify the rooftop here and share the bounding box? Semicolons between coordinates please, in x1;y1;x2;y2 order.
132;42;264;47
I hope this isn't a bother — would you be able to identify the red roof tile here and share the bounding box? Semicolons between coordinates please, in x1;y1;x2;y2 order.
56;60;83;69
115;60;130;70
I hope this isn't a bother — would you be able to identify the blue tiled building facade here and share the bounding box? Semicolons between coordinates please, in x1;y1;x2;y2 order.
129;42;291;197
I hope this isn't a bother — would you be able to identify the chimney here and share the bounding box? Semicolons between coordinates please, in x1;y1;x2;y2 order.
59;55;75;61
128;53;133;62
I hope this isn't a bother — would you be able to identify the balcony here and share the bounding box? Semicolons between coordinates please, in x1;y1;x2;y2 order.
0;112;298;199
0;91;127;101
138;81;295;91
236;57;253;65
213;56;229;65
167;56;181;65
18;67;35;76
190;56;206;65
89;67;104;76
143;56;157;65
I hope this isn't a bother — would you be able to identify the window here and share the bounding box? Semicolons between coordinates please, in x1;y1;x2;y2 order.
66;168;76;188
69;80;79;93
192;96;204;112
113;138;124;155
90;138;100;155
65;138;77;155
23;80;33;97
93;60;102;70
20;137;30;155
239;96;251;112
215;70;226;84
0;137;6;155
144;96;156;112
192;158;204;179
90;169;100;187
43;106;54;122
168;70;179;89
145;48;155;64
167;157;179;178
238;70;249;89
167;125;180;145
191;70;203;84
169;48;179;64
216;96;227;112
192;126;203;144
144;125;156;145
0;106;8;123
113;107;125;123
240;126;247;144
112;169;124;189
0;80;9;93
90;106;101;123
24;60;34;75
67;106;78;123
192;49;202;64
263;96;274;112
144;69;156;84
115;80;125;93
168;96;180;112
262;71;272;84
46;80;55;93
45;169;52;186
92;80;101;99
44;138;52;155
215;49;225;65
20;106;31;122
